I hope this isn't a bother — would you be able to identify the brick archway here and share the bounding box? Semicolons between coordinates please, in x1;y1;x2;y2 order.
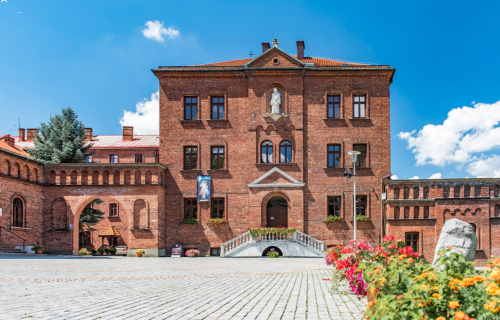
261;191;292;228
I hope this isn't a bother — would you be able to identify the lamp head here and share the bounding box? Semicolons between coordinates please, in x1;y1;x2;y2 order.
343;169;353;178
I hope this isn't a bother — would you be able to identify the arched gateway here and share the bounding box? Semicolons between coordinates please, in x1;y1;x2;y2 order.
267;196;288;228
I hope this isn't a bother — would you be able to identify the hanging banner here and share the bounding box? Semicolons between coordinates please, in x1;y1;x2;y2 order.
197;175;211;202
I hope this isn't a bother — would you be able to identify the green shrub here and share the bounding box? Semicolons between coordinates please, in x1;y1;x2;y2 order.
135;249;146;255
207;218;227;227
356;215;368;221
78;248;90;256
91;250;97;255
97;248;105;254
180;218;199;225
104;248;110;254
31;245;44;251
249;227;297;238
109;248;117;255
326;215;341;222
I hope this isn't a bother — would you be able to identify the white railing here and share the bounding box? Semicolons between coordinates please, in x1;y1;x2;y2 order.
220;230;324;257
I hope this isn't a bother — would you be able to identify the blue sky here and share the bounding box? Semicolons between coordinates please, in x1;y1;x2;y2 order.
1;1;499;179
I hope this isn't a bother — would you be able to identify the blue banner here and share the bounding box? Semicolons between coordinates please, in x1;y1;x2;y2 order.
197;175;211;202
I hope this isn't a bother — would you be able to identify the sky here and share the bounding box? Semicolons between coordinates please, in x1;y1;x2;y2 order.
1;0;499;180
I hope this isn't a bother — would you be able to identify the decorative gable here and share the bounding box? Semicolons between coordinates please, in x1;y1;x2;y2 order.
245;47;304;69
248;167;305;188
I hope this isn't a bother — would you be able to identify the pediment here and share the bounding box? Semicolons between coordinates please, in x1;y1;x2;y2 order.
245;47;304;69
248;167;305;188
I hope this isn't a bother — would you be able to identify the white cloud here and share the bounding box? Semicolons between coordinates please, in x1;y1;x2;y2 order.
466;155;500;178
120;92;159;135
399;100;500;177
142;21;179;42
409;176;420;180
429;172;442;179
390;174;399;180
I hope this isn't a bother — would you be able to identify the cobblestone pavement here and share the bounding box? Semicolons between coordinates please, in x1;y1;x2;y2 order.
0;256;366;320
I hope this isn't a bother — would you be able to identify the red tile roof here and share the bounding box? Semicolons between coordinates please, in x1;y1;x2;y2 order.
98;226;121;237
197;56;366;67
12;135;159;150
0;136;32;158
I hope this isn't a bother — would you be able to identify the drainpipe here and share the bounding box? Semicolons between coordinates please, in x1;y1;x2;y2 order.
381;174;392;241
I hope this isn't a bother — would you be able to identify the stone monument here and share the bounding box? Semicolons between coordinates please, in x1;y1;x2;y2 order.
432;218;477;266
270;88;281;114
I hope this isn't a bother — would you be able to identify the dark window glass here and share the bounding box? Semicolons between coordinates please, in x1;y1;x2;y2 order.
353;95;366;118
184;97;198;120
394;188;400;199
353;144;366;167
454;186;461;198
328;196;341;217
413;187;419;199
110;155;118;163
423;187;429;199
184;199;197;219
184;147;198;170
404;187;409;199
211;147;224;169
404;206;410;219
327;144;341;168
394;206;400;219
211;97;224;119
327;95;340;118
135;154;143;163
210;248;221;256
109;203;118;217
261;141;273;163
356;196;367;216
12;198;24;227
475;186;481;197
443;186;450;198
464;185;470;197
405;232;419;253
211;198;224;218
280;141;292;163
495;185;500;198
85;155;92;163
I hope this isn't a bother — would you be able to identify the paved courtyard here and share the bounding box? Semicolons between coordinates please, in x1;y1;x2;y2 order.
0;256;366;320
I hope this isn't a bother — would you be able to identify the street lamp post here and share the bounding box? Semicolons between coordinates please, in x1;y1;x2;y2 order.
347;150;361;241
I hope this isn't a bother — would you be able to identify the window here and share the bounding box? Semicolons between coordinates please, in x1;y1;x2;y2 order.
211;97;224;119
414;206;420;219
210;248;221;256
85;155;92;163
353;144;366;167
353;95;366;118
413;187;419;199
423;187;429;199
394;188;400;199
404;187;409;199
355;196;367;216
184;199;197;219
184;147;198;170
280;141;292;163
454;186;461;198
475;186;481;197
496;205;500;217
404;206;410;219
443;186;450;198
110;155;118;163
464;185;470;197
405;232;419;253
135;154;143;163
327;144;341;168
424;206;430;218
109;203;118;217
328;196;341;217
261;141;273;163
327;95;340;118
184;97;198;120
211;147;225;169
394;206;400;219
211;199;224;218
12;198;24;227
495;185;500;198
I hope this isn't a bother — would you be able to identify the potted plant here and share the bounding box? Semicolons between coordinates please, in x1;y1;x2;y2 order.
109;248;117;255
31;245;44;254
185;249;200;257
97;247;105;255
104;248;110;255
356;215;369;222
135;249;145;257
267;248;279;258
180;218;199;225
326;215;342;222
78;248;90;256
207;218;227;228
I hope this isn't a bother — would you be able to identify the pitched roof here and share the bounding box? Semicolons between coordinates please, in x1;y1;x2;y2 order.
98;226;121;237
0;137;32;158
12;135;159;150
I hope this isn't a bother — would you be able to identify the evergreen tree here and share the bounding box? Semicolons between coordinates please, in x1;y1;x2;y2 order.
79;199;105;231
27;107;92;163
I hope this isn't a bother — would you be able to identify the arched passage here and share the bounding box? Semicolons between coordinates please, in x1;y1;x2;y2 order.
266;196;288;228
262;246;283;257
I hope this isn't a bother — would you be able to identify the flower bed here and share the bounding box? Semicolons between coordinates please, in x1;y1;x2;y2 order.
249;227;297;238
267;248;279;258
185;249;200;257
207;218;227;227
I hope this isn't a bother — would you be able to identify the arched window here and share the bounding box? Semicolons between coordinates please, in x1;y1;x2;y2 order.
261;141;273;163
60;171;67;185
495;185;500;198
404;206;410;219
495;205;500;217
145;170;152;184
413;187;419;199
70;170;77;185
423;186;429;199
135;170;142;185
12;198;24;227
424;206;429;218
15;163;20;178
394;206;400;219
124;170;131;185
454;186;461;198
394;188;400;199
24;166;30;181
464;185;470;197
92;170;99;185
475;185;481;197
4;160;11;176
414;206;420;219
113;170;120;185
443;186;450;198
404;187;409;199
279;141;292;163
33;168;38;183
81;170;88;185
134;199;148;229
49;170;56;184
102;170;109;185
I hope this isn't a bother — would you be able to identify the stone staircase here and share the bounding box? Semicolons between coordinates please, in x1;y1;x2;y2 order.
221;230;324;257
0;243;26;253
0;225;27;254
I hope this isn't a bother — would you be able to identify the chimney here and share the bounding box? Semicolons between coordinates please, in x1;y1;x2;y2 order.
2;135;15;147
85;128;93;142
123;126;133;141
296;41;305;60
18;128;25;142
26;128;39;141
262;42;270;53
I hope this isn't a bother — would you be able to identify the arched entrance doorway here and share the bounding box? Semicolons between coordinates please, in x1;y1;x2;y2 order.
267;196;288;227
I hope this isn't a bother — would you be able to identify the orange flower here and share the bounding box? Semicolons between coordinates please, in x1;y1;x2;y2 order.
449;279;463;289
437;318;446;320
449;301;460;309
454;311;467;320
474;276;485;283
407;258;414;264
379;277;386;285
397;295;403;299
491;269;500;280
432;293;442;299
462;277;475;287
434;285;439;291
486;283;500;296
484;299;500;313
421;284;430;291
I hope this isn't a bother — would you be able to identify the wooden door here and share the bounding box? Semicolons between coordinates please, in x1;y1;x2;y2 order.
267;207;288;228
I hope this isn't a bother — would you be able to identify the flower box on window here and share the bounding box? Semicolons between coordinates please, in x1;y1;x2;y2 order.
207;218;227;228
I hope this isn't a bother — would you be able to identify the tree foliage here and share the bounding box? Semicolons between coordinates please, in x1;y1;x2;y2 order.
79;199;105;231
26;107;92;163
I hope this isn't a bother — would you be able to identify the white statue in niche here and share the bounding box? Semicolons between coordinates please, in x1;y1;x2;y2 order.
270;88;281;114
